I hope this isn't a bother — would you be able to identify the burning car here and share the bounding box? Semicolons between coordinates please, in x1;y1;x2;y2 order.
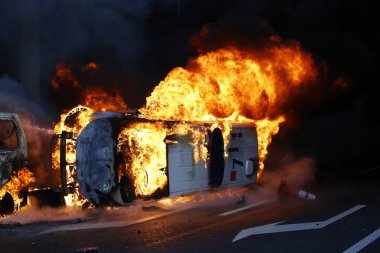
53;111;259;206
0;113;34;215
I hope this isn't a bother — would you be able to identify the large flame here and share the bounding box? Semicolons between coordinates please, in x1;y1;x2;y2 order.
140;45;316;121
52;42;317;203
140;45;317;177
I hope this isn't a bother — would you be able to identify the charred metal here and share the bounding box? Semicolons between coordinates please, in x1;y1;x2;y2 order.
0;113;29;214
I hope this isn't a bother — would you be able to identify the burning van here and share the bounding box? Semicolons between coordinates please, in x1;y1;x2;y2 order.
0;113;34;214
53;112;259;206
49;44;318;207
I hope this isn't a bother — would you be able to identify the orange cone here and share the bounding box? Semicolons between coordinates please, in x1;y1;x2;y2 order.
277;180;316;200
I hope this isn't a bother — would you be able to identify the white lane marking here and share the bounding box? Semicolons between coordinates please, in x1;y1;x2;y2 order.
219;200;270;216
33;208;188;237
343;228;380;253
233;205;366;242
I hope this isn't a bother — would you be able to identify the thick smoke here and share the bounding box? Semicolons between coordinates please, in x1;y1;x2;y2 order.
0;0;181;109
1;0;376;108
0;76;53;187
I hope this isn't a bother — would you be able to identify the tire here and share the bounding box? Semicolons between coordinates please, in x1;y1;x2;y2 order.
0;192;15;215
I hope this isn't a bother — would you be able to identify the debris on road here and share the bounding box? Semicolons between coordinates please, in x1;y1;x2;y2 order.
277;180;316;200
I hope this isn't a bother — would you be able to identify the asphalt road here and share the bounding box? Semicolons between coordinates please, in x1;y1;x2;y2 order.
1;173;379;253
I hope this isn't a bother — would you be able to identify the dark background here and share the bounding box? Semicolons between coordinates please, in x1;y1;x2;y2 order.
0;0;379;181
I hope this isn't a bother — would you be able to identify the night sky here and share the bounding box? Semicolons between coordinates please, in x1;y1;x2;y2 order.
0;0;378;180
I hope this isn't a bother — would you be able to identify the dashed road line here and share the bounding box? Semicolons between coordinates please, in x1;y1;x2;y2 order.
33;207;190;237
219;200;270;216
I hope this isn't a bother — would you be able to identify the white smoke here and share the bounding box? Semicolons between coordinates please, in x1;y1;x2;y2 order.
0;75;54;187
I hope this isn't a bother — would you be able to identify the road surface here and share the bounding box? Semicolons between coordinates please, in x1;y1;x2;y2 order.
1;173;379;253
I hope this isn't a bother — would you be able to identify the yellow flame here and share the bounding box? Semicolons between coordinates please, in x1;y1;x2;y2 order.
0;168;35;210
117;122;224;197
52;106;94;206
118;122;168;197
140;46;316;175
254;116;285;177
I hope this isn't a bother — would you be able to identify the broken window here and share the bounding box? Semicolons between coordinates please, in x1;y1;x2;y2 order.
0;119;19;150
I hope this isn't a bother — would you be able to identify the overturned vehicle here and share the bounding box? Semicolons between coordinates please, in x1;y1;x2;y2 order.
53;112;260;206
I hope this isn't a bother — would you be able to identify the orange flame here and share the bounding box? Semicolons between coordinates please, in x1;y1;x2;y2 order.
51;62;127;205
82;62;99;71
118;122;168;196
51;62;81;89
117;122;224;197
0;168;35;210
52;106;94;206
140;45;316;121
82;88;127;112
140;45;317;175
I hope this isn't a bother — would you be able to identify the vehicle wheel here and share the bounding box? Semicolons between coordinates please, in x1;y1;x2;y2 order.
0;192;16;215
